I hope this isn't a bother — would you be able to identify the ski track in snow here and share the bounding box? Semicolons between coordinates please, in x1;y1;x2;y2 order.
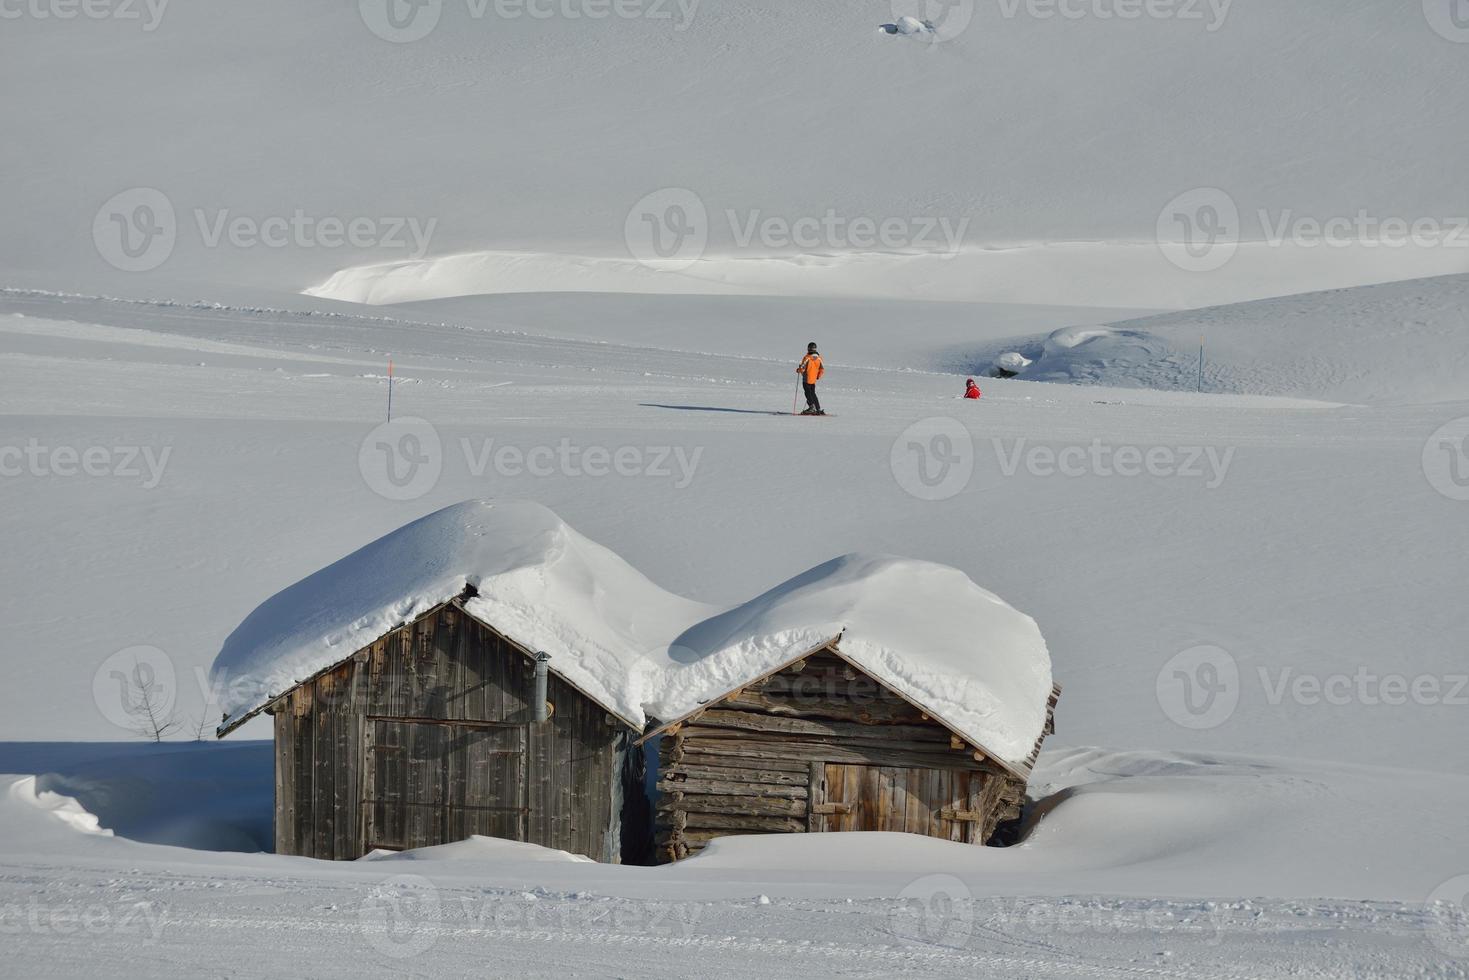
0;863;1454;980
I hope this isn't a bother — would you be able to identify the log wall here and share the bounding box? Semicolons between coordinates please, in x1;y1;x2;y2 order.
654;649;1036;862
271;602;635;862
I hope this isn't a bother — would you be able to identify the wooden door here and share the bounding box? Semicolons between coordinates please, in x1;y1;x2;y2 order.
363;719;526;852
808;763;988;843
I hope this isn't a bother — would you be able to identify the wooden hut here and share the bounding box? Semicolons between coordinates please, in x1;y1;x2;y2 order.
220;592;647;862
644;640;1059;863
211;501;1058;867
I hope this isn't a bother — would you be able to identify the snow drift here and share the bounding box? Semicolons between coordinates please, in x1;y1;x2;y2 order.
973;272;1469;403
211;500;1054;770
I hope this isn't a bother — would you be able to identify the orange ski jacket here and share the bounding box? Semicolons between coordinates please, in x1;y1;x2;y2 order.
798;352;824;384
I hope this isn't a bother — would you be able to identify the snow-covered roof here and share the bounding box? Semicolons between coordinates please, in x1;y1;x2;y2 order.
212;500;712;734
212;500;1053;770
649;554;1054;769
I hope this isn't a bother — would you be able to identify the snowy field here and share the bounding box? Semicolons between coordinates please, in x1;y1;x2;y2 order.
4;0;1469;977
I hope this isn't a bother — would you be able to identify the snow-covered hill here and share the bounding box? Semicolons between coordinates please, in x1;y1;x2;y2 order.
4;0;1468;306
975;272;1469;404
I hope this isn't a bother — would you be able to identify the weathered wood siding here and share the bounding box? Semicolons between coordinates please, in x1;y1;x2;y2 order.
654;649;1034;862
271;602;633;861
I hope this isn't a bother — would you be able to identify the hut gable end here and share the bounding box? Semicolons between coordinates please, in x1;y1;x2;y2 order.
269;602;639;863
653;647;1048;863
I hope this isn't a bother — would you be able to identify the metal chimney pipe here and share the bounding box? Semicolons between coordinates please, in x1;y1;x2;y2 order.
533;652;551;723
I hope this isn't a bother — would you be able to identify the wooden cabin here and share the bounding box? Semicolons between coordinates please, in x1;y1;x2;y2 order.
646;643;1059;863
212;502;1058;866
233;595;647;862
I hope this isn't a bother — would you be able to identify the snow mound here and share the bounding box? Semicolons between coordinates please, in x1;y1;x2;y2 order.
883;16;931;36
675;748;1469;901
975;273;1469;404
361;835;594;864
8;775;112;837
212;501;1054;770
995;351;1033;374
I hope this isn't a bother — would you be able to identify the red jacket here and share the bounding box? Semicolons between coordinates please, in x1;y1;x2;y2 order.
964;382;982;400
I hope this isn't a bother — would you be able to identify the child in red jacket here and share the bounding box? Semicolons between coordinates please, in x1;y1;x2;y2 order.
964;378;982;400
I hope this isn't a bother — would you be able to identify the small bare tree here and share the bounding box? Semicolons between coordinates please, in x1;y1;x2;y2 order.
122;663;180;742
189;714;213;742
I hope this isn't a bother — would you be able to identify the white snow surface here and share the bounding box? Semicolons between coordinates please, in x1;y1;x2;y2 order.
213;500;1053;767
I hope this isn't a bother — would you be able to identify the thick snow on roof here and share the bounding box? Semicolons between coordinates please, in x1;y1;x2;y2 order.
653;554;1053;768
212;500;713;733
213;501;1053;768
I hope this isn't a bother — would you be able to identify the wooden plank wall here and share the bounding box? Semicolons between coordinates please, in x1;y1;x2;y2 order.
270;603;627;861
654;650;1031;862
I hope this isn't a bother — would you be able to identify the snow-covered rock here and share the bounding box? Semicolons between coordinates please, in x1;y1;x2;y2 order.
995;352;1033;374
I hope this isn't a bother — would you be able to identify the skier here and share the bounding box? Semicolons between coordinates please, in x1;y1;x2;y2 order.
964;378;982;400
797;342;825;415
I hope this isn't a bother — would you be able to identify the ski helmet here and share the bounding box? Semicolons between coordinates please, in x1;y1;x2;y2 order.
807;342;818;352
